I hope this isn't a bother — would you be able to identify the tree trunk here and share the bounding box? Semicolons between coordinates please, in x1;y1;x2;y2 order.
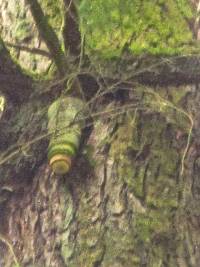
1;1;200;266
1;64;200;266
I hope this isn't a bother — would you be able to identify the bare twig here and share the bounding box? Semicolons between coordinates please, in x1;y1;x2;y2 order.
5;42;52;58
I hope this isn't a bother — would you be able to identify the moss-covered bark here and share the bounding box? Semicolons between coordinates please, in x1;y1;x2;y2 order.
1;80;200;267
1;1;200;266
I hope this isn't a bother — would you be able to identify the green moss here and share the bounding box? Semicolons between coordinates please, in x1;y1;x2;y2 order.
74;223;105;266
129;166;145;198
109;114;143;196
14;20;31;41
146;183;178;209
89;85;187;266
134;209;172;244
152;148;178;175
78;246;104;267
60;186;74;264
104;226;138;266
61;230;74;262
135;215;153;242
110;117;135;158
108;103;180;264
142;88;191;132
79;0;196;57
68;193;105;266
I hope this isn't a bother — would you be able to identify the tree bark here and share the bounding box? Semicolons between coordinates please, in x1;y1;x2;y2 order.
1;49;200;266
2;2;200;266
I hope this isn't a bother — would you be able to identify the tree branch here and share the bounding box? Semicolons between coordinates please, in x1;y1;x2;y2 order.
0;37;32;103
5;42;51;58
98;55;200;86
62;0;81;57
26;0;69;76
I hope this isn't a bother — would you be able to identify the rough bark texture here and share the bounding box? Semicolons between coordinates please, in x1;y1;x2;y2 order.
1;61;200;267
1;1;200;267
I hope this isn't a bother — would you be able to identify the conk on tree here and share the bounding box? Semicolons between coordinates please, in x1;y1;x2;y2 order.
47;97;86;174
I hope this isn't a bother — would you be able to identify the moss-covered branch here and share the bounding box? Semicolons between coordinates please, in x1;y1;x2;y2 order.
98;55;200;86
26;0;68;76
62;0;81;57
